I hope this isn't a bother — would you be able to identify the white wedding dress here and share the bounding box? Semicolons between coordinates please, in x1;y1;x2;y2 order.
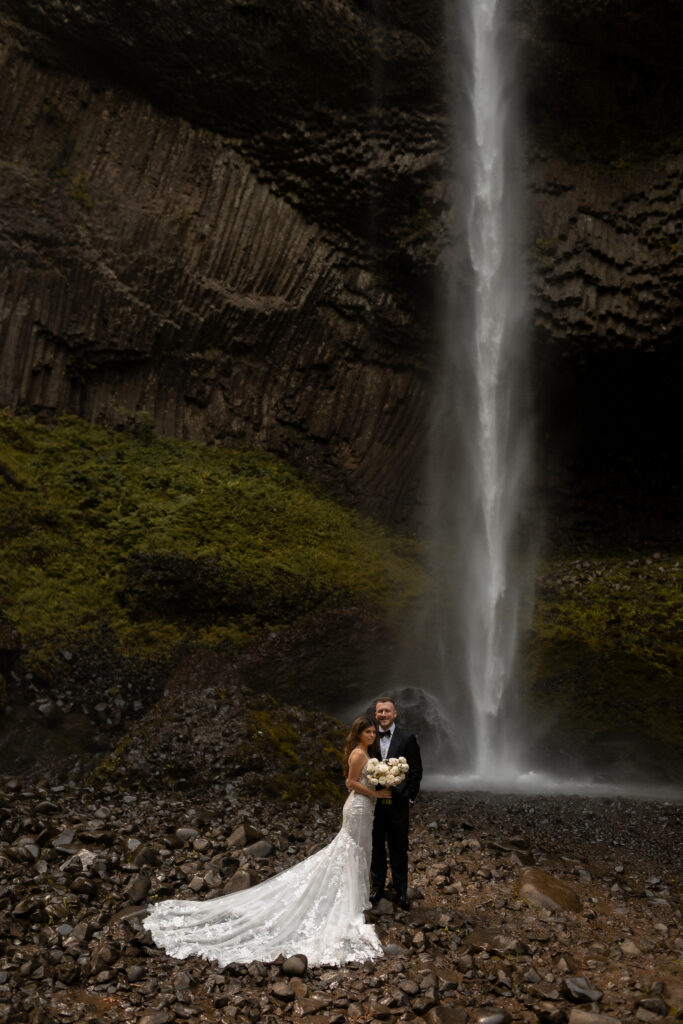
144;762;383;967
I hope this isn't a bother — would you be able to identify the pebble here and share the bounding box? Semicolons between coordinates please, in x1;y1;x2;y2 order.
281;954;308;976
52;828;76;848
637;997;669;1016
139;1013;171;1024
243;839;274;859
133;844;161;868
290;976;308;997
272;980;295;1001
226;823;263;848
297;995;330;1013
560;977;604;1004
518;867;582;913
37;699;62;727
426;1009;471;1024
223;868;258;893
535;1002;568;1024
568;1011;621;1024
400;978;421;995
473;1009;512;1024
35;800;59;813
125;874;151;903
174;827;200;842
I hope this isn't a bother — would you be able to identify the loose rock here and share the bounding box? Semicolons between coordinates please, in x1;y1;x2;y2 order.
281;954;308;976
561;977;604;1004
518;867;582;913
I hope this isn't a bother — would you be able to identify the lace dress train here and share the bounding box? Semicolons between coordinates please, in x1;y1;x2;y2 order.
144;766;382;967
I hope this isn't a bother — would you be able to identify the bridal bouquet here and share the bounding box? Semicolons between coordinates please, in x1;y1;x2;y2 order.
366;756;409;789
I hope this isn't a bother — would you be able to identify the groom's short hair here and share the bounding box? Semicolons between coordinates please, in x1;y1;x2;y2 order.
375;697;396;708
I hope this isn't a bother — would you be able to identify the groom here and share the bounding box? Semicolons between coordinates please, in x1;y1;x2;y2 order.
368;697;422;911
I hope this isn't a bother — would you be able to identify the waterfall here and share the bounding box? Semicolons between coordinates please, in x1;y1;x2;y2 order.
426;0;531;778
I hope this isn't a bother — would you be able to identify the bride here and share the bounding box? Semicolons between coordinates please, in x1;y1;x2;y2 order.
144;717;392;967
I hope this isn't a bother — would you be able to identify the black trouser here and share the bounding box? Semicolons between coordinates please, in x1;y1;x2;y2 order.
371;797;410;896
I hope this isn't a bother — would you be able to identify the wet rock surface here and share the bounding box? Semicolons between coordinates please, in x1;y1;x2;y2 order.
0;775;680;1024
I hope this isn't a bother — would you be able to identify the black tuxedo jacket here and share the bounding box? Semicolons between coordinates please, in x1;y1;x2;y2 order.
369;726;422;802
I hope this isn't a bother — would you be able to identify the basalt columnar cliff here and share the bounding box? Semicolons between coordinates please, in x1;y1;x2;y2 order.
1;0;681;537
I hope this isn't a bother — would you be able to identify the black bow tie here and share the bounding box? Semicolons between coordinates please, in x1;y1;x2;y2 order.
378;730;392;738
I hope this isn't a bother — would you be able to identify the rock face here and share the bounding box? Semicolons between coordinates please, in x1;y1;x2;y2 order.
0;0;681;529
0;39;427;522
529;157;683;353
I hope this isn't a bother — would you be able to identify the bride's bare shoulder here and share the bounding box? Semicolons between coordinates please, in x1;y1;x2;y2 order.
348;747;365;764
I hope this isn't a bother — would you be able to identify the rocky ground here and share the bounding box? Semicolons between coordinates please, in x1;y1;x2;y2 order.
1;774;680;1024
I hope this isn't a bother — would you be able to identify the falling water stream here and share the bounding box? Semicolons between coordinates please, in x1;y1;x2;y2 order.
461;0;526;776
423;0;532;781
416;1;680;799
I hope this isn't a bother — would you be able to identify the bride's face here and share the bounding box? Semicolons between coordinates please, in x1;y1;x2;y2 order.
360;725;376;747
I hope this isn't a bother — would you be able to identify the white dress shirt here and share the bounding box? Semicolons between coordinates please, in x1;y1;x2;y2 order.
378;724;395;760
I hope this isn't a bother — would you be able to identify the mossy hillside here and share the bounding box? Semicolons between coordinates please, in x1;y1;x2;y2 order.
92;684;348;806
0;410;424;667
243;695;347;804
521;554;682;776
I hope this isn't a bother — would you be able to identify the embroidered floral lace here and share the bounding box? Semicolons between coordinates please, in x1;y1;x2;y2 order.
144;763;382;967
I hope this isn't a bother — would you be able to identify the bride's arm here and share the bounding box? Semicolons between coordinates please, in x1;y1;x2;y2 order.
346;750;391;800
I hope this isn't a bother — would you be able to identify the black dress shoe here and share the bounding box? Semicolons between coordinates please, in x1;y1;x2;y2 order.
394;894;411;911
369;887;384;906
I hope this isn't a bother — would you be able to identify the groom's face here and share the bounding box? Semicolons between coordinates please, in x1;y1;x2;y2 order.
375;701;397;730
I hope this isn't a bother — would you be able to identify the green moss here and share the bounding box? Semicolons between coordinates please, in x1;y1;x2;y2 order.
89;685;348;803
0;409;424;667
90;734;132;787
248;707;301;768
531;555;681;676
521;554;682;774
244;695;346;805
534;235;558;256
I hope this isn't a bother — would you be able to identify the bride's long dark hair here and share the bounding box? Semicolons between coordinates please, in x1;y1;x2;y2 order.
343;716;375;775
